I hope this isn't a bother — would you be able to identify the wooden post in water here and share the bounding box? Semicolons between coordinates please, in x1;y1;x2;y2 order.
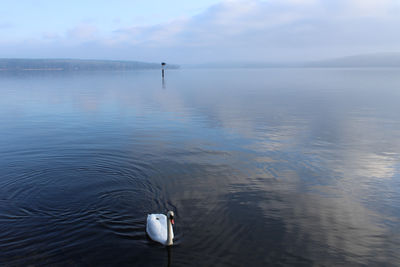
161;62;166;78
161;62;166;89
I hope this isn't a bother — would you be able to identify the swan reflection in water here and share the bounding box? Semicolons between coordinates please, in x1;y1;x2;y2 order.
167;246;172;267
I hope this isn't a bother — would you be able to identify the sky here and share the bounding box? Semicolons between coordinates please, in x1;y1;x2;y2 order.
1;0;400;64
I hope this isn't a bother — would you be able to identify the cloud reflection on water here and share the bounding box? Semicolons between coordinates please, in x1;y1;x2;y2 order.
0;69;399;265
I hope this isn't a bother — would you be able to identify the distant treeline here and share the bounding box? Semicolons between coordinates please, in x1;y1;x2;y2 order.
0;59;179;71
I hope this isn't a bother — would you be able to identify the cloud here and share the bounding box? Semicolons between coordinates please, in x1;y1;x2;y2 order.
345;0;400;17
0;22;13;29
42;32;61;40
2;0;400;62
67;23;98;41
104;0;400;62
111;18;189;46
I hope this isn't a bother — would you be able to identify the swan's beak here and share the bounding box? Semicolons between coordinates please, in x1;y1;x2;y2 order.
171;219;175;225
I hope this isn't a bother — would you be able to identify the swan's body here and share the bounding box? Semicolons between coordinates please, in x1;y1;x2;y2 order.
146;211;175;246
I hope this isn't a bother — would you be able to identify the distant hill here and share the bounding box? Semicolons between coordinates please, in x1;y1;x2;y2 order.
0;58;179;71
185;62;288;69
303;53;400;68
188;53;400;69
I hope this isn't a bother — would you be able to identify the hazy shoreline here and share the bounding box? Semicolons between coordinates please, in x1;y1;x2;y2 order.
186;53;400;69
1;53;400;71
0;58;179;72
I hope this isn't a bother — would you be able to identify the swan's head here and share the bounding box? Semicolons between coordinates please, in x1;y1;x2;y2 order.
167;211;175;225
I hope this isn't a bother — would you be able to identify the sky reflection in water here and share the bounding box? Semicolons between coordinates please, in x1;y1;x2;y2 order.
0;69;399;266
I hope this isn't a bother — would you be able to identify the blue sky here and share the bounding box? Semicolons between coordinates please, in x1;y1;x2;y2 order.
0;1;220;39
1;0;399;63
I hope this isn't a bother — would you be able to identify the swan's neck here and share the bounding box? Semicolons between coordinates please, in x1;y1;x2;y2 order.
166;218;173;246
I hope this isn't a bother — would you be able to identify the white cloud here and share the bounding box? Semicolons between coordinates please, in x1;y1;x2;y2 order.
2;0;400;62
67;23;98;41
345;0;400;17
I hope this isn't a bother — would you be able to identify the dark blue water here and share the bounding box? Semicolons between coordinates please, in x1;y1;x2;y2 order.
0;68;399;266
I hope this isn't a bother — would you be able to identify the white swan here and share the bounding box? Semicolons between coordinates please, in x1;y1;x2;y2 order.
146;211;175;246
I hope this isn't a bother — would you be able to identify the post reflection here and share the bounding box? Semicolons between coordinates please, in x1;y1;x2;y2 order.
162;76;166;89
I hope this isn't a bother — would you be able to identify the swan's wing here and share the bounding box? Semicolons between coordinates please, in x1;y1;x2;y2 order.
146;214;167;244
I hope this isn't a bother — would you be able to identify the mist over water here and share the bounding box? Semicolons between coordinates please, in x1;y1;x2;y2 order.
0;69;399;266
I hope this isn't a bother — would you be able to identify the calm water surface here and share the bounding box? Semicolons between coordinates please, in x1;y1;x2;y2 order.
0;69;399;266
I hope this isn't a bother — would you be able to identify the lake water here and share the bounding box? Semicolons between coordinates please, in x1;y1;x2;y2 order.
0;68;399;266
